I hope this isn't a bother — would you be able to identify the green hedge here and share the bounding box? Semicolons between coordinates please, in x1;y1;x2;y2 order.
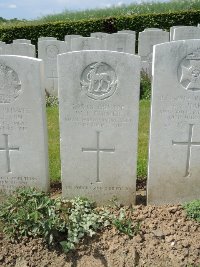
0;10;200;45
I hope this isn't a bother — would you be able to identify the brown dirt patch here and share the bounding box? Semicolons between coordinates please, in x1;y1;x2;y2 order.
0;203;199;267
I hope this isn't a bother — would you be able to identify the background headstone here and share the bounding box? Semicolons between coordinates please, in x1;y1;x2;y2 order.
65;35;82;50
3;43;36;57
90;32;109;39
170;25;183;41
0;55;49;201
173;26;200;41
138;29;169;75
117;30;135;34
148;40;200;205
38;37;57;41
13;39;31;44
71;37;105;51
106;33;135;54
38;40;68;96
58;51;140;205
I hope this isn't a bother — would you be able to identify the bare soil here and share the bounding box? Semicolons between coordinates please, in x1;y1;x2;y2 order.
0;181;199;267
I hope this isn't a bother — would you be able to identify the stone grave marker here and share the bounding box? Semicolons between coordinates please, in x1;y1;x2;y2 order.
71;37;105;51
65;35;82;50
0;55;49;201
38;40;68;96
148;40;200;205
4;43;36;57
138;29;169;75
90;32;109;39
13;39;31;44
173;26;200;41
117;30;135;34
144;28;163;31
106;33;135;54
170;26;183;41
38;37;57;41
58;51;140;205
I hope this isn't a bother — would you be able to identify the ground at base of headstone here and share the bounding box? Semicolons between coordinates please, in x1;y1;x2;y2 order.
0;184;199;267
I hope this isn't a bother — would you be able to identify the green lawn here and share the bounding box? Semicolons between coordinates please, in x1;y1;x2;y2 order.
47;100;150;182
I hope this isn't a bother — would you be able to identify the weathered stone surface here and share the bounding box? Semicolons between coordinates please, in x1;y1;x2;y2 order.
65;35;82;50
148;40;200;205
144;28;163;31
38;40;68;96
90;32;109;39
38;37;57;41
170;26;183;41
106;33;135;54
58;51;140;205
138;29;169;75
0;55;49;201
117;30;135;34
3;43;36;57
173;26;200;41
71;37;105;51
13;39;31;44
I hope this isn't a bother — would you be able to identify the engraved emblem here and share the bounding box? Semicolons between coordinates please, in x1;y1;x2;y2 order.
179;48;200;91
0;63;21;103
81;62;118;100
46;45;59;59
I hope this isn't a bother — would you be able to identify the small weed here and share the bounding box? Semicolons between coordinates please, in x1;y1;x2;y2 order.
46;95;59;107
140;71;151;100
183;200;200;222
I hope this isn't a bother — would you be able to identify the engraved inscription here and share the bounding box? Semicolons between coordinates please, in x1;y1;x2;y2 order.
172;124;200;177
179;48;200;91
81;62;118;100
46;45;59;59
0;134;19;173
0;63;21;103
82;131;115;183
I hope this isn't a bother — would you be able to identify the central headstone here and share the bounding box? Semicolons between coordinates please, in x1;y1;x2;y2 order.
106;33;135;54
0;55;49;201
58;51;140;205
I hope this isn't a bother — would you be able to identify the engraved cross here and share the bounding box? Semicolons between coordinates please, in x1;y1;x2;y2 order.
172;124;200;177
0;134;19;173
82;131;115;183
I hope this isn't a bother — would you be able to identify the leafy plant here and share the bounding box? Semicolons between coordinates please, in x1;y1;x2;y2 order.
0;188;141;253
113;209;140;237
0;188;66;244
183;200;200;222
140;71;151;100
46;95;59;107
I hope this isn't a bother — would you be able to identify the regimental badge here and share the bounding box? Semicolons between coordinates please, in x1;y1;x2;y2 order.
179;48;200;91
0;63;21;103
81;62;118;100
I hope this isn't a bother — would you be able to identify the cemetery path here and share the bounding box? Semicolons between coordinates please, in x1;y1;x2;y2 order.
0;199;199;267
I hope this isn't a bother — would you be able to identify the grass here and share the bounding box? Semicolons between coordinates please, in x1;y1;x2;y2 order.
47;100;150;182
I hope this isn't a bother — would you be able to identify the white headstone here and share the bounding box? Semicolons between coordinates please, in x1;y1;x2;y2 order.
170;26;183;41
38;40;68;96
117;30;135;34
106;33;135;54
173;26;200;41
71;37;105;51
144;28;163;31
90;32;109;39
58;51;140;205
148;40;200;205
0;55;49;200
0;41;5;47
65;35;82;50
3;43;36;57
138;29;169;75
38;37;57;41
13;39;31;44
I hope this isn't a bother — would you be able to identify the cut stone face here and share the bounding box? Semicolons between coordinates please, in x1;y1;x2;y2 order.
65;35;82;50
0;55;49;202
71;37;105;51
148;40;200;205
170;26;183;41
38;37;57;41
3;43;36;57
13;39;31;44
106;33;135;54
38;40;68;96
173;26;200;41
117;30;135;34
90;32;109;39
138;29;169;75
58;51;140;205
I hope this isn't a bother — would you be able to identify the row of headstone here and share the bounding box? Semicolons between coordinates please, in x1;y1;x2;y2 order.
0;39;200;205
